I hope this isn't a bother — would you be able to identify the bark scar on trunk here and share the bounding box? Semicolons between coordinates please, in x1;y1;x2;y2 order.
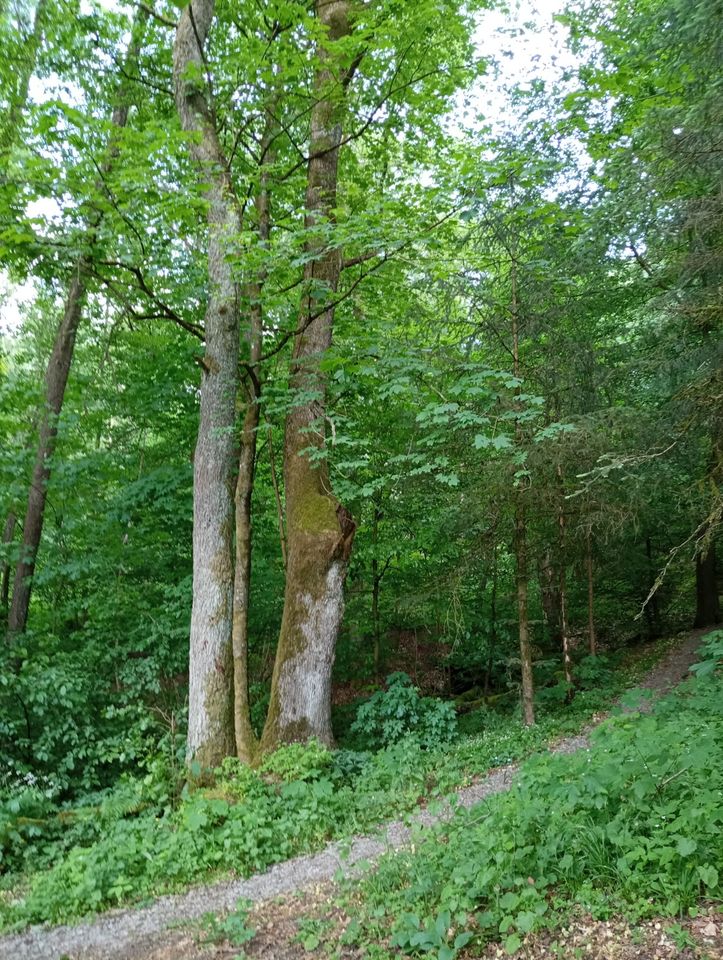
331;504;356;562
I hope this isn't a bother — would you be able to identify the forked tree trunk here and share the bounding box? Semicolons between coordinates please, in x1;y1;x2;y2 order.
6;8;147;638
260;0;357;753
174;0;240;770
693;540;720;627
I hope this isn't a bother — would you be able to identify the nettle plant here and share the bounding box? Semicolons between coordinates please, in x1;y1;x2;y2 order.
351;673;458;751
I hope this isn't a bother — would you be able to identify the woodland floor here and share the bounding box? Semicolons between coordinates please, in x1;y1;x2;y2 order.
1;631;719;960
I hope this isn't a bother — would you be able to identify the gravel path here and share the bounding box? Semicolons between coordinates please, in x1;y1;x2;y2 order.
0;631;706;960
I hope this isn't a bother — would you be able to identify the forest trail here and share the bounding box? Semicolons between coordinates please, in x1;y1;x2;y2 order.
0;632;708;960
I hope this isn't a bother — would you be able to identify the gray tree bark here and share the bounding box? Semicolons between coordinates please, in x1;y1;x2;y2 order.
174;0;240;770
260;0;358;753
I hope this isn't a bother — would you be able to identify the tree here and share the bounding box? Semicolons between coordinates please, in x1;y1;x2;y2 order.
7;6;149;636
259;0;359;752
562;0;722;628
173;0;241;770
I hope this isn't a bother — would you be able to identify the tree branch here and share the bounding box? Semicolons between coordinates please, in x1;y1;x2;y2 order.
96;260;205;340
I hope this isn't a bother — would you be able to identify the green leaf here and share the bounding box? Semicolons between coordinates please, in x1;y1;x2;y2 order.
499;892;520;911
516;911;536;934
676;837;697;857
698;865;718;888
504;934;522;954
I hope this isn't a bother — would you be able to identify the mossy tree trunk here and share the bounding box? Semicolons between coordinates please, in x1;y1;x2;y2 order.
260;0;357;753
174;0;240;771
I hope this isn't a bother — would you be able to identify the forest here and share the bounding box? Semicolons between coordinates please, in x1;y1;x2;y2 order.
0;0;721;956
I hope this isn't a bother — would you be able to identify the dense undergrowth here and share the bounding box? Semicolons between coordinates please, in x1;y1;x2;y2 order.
337;630;723;960
0;635;696;932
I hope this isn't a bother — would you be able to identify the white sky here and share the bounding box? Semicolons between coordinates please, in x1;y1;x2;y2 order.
0;0;573;337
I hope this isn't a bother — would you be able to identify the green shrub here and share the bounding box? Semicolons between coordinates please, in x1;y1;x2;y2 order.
214;758;266;801
259;740;333;783
351;673;458;750
690;628;723;678
0;641;679;933
353;668;723;957
331;749;372;783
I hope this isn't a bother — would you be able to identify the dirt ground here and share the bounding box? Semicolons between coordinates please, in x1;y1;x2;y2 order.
125;887;723;960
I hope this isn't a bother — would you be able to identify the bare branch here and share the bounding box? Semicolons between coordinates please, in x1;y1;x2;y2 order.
134;1;177;27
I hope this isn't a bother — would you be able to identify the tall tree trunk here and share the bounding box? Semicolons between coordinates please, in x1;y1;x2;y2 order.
585;524;597;655
1;511;16;629
268;424;287;568
260;0;357;753
232;114;275;762
693;539;720;627
174;0;241;770
514;502;534;725
511;257;535;725
483;545;498;698
644;535;661;639
232;393;260;762
538;549;562;645
371;505;382;679
555;466;573;693
7;269;87;635
693;436;721;629
6;9;147;638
